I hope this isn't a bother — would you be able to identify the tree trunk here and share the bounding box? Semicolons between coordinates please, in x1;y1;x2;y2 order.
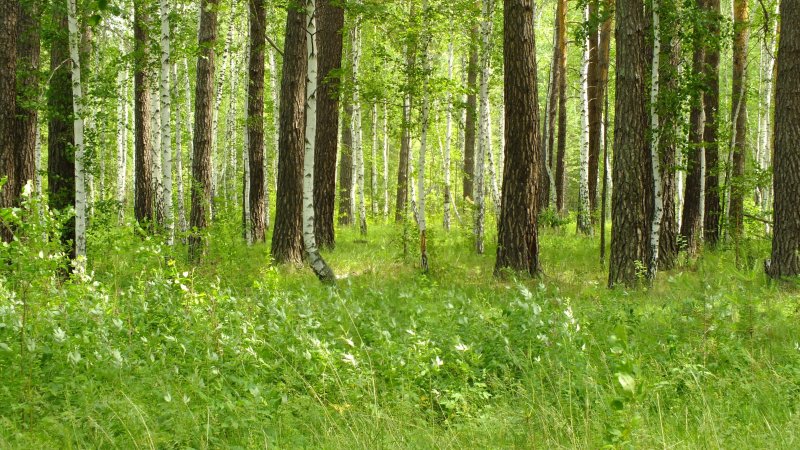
767;0;800;278
587;0;600;214
475;0;492;254
383;100;390;219
418;0;430;270
702;0;721;246
270;5;306;265
267;46;279;229
554;0;568;215
160;0;174;245
0;0;18;241
303;0;336;282
658;33;681;270
14;0;40;205
117;64;130;224
67;0;87;266
444;38;454;231
48;3;76;259
609;0;648;287
338;99;354;226
463;26;478;201
371;103;378;216
395;5;415;224
728;0;749;241
248;0;266;242
755;5;777;228
172;63;187;234
577;3;593;236
188;0;219;263
495;0;540;276
647;0;664;280
134;0;154;226
313;0;344;248
351;16;367;236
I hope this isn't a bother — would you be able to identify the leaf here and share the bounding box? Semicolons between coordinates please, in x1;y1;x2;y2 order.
617;372;636;394
88;14;102;26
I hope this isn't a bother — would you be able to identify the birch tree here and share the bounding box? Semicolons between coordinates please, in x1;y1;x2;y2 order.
351;10;367;236
160;0;174;245
67;0;87;266
577;3;593;236
117;64;129;224
303;0;335;282
418;0;430;271
647;0;664;280
443;36;454;231
383;100;390;220
474;0;492;254
371;103;378;216
173;63;187;234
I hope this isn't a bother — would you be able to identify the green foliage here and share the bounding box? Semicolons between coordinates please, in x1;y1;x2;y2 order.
1;211;799;448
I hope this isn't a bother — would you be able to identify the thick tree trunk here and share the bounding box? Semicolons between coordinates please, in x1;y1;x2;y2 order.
728;0;749;241
609;0;648;287
270;5;307;265
703;0;721;245
13;0;40;204
303;0;335;282
587;1;600;214
767;0;800;278
248;0;267;242
495;0;540;276
188;0;219;263
0;0;18;241
313;0;344;248
658;34;681;271
134;0;154;226
463;27;478;201
48;4;76;259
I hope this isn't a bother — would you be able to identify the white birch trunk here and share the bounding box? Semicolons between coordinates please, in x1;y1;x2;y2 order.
577;4;592;235
303;0;335;282
486;102;499;210
352;17;367;235
211;16;234;216
371;103;378;215
151;83;163;223
116;64;129;224
647;0;663;280
497;101;504;195
443;37;453;231
222;53;238;205
182;57;194;172
756;6;777;230
160;0;174;245
383;100;389;220
418;0;430;271
475;0;492;254
267;46;279;228
67;0;87;266
173;63;187;234
242;37;251;244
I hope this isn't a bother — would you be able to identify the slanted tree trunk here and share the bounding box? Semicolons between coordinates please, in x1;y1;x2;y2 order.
463;24;478;201
67;0;87;266
48;3;76;259
609;0;648;287
160;0;174;245
486;102;500;211
134;0;154;227
703;0;721;245
248;0;266;242
766;0;800;278
495;0;540;276
303;0;335;282
728;0;749;241
271;4;306;265
313;0;344;248
577;3;593;236
188;0;219;263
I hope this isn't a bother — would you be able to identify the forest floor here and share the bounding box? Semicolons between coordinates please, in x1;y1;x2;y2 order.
2;212;800;448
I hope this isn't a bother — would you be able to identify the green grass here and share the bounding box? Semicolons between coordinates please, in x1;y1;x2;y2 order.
1;209;799;449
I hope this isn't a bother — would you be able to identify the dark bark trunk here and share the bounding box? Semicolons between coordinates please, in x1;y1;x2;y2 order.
134;0;154;226
587;0;600;215
338;100;353;226
463;28;478;201
0;0;18;241
658;39;681;270
728;0;748;240
314;0;344;248
395;20;415;223
14;0;40;202
767;0;800;278
47;4;76;259
495;0;540;276
703;0;721;245
609;0;649;287
270;5;306;265
248;0;266;242
554;0;567;214
188;0;219;262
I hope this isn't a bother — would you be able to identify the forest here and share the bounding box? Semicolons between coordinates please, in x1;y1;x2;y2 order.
1;0;799;446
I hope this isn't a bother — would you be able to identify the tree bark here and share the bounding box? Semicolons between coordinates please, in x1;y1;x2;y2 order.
728;0;749;241
134;0;154;227
767;0;800;278
338;99;354;226
587;0;601;214
14;0;40;204
702;0;721;245
160;0;174;245
0;0;18;241
188;0;219;263
475;0;492;254
463;26;478;201
609;0;649;287
495;0;540;276
554;0;568;214
270;5;307;265
248;0;267;242
351;16;367;236
67;0;87;266
577;3;593;236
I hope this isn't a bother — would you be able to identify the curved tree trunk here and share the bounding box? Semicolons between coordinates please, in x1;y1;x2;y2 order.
270;5;307;265
495;0;540;276
767;0;800;278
